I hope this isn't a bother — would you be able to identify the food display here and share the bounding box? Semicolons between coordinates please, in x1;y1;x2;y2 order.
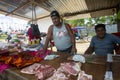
35;65;55;80
0;40;93;80
47;62;81;80
21;63;55;80
0;49;9;56
0;51;42;68
12;54;41;68
77;71;92;80
21;63;42;74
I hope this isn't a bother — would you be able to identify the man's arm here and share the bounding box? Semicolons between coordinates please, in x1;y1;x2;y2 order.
84;46;94;54
43;25;53;53
65;23;77;53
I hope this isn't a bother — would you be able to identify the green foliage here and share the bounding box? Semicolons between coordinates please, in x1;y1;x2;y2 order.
0;33;7;40
117;10;120;20
66;15;116;27
66;15;116;36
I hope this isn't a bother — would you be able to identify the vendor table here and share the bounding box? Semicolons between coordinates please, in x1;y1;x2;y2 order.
1;53;120;80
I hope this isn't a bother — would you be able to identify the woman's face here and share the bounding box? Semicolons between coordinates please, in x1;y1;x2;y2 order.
51;16;60;26
95;27;106;39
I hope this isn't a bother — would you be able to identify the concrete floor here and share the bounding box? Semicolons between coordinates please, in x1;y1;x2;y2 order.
76;40;90;54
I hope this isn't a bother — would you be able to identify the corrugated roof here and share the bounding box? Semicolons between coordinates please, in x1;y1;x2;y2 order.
42;0;118;19
0;0;119;21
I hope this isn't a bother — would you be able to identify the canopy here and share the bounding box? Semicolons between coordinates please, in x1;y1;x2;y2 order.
0;0;119;21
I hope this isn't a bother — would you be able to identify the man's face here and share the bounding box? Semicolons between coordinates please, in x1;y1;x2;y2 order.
51;16;60;26
95;27;106;39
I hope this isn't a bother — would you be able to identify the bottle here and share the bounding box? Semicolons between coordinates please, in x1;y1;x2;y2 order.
104;71;113;80
104;54;113;80
28;40;32;45
36;39;40;44
34;38;37;44
31;39;35;45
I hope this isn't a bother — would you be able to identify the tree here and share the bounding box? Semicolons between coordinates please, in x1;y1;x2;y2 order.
66;15;117;36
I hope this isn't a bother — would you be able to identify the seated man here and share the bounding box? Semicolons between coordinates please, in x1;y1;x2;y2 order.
84;24;120;56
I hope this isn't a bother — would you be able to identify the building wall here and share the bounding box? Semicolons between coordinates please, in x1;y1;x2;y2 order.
106;24;118;33
37;17;52;33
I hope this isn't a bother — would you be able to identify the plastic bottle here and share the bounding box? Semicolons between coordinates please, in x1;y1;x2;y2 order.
28;40;32;45
31;39;35;45
36;39;40;44
104;71;113;80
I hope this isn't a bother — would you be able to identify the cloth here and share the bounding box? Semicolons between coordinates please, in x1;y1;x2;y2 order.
29;50;51;59
0;62;10;72
44;54;59;60
27;26;41;41
32;24;40;37
73;55;85;63
53;23;72;50
27;27;34;41
90;33;120;56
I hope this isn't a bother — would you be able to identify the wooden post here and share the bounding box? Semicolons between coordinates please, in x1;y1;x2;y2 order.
117;4;120;32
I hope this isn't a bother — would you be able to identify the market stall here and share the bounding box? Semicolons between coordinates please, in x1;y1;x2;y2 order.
0;52;120;80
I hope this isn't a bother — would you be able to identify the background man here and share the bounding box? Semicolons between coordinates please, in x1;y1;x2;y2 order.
85;24;120;56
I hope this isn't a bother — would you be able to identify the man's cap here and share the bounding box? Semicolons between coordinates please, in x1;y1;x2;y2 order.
50;10;60;18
